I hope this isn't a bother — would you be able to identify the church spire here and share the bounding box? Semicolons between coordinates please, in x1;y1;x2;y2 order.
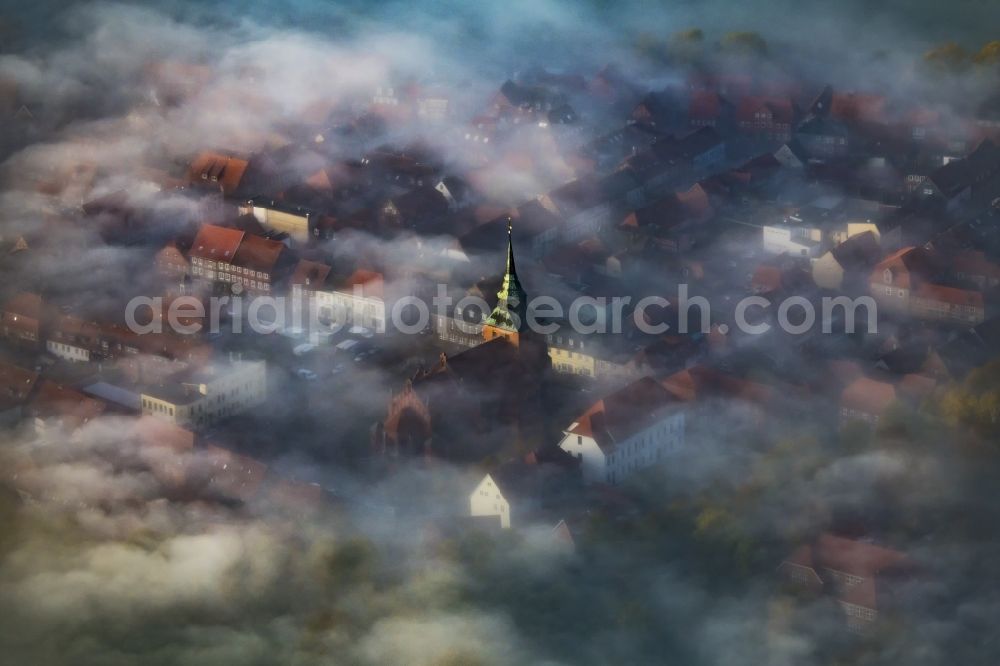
505;218;517;276
484;217;529;334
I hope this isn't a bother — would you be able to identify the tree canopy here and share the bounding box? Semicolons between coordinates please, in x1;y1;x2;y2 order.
720;31;769;56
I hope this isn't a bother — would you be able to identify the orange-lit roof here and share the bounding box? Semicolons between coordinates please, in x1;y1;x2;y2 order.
190;224;244;262
187;151;250;195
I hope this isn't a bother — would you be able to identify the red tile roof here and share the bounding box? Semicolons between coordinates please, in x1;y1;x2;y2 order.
784;538;901;613
905;107;942;128
661;365;778;406
827;359;864;388
231;234;285;273
953;250;1000;281
870;246;930;289
2;292;42;319
290;259;332;288
155;244;189;270
841;377;896;415
567;377;678;454
735;96;795;125
134;415;195;452
751;264;784;293
191;224;244;262
28;380;106;427
689;91;726;120
786;534;907;580
203;445;268;501
269;478;325;510
339;269;384;299
831;93;887;125
620;183;712;231
0;361;39;412
187;151;250;195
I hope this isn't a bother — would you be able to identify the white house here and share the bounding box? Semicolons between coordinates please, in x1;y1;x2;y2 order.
469;473;512;528
468;460;575;529
558;377;684;485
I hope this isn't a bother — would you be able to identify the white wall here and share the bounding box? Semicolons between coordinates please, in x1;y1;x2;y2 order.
561;410;685;485
469;474;510;528
47;340;91;362
313;290;386;332
763;225;822;258
558;432;606;484
143;361;267;428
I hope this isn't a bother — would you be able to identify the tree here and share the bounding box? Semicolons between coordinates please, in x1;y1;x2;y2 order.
720;31;768;57
937;359;1000;443
635;32;669;63
923;42;968;70
667;27;705;62
674;28;704;44
973;40;1000;66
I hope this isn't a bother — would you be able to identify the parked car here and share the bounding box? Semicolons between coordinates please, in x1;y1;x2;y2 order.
295;368;318;381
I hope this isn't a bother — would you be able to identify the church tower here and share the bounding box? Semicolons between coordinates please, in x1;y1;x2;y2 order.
483;219;530;347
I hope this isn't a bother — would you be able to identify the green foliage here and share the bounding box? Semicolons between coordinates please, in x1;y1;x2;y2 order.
674;28;704;43
876;401;916;441
937;359;1000;443
636;27;705;64
720;31;768;56
972;40;1000;65
0;482;19;556
838;419;873;454
923;42;968;70
634;33;671;64
325;536;378;590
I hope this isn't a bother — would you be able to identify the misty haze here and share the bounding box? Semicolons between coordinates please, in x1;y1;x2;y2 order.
1;1;1000;665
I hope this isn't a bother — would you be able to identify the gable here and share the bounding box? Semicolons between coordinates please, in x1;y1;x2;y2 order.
471;473;506;503
559;430;605;459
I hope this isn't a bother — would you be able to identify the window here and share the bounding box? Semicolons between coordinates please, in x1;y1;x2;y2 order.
577;436;582;445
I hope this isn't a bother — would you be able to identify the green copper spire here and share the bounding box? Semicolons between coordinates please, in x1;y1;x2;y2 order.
505;218;517;276
485;218;528;332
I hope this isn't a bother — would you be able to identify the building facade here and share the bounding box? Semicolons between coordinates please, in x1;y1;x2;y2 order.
558;377;685;485
140;360;267;428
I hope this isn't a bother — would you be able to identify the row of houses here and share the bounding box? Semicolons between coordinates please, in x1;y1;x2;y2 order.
0;292;210;367
681;79;999;155
868;245;994;326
